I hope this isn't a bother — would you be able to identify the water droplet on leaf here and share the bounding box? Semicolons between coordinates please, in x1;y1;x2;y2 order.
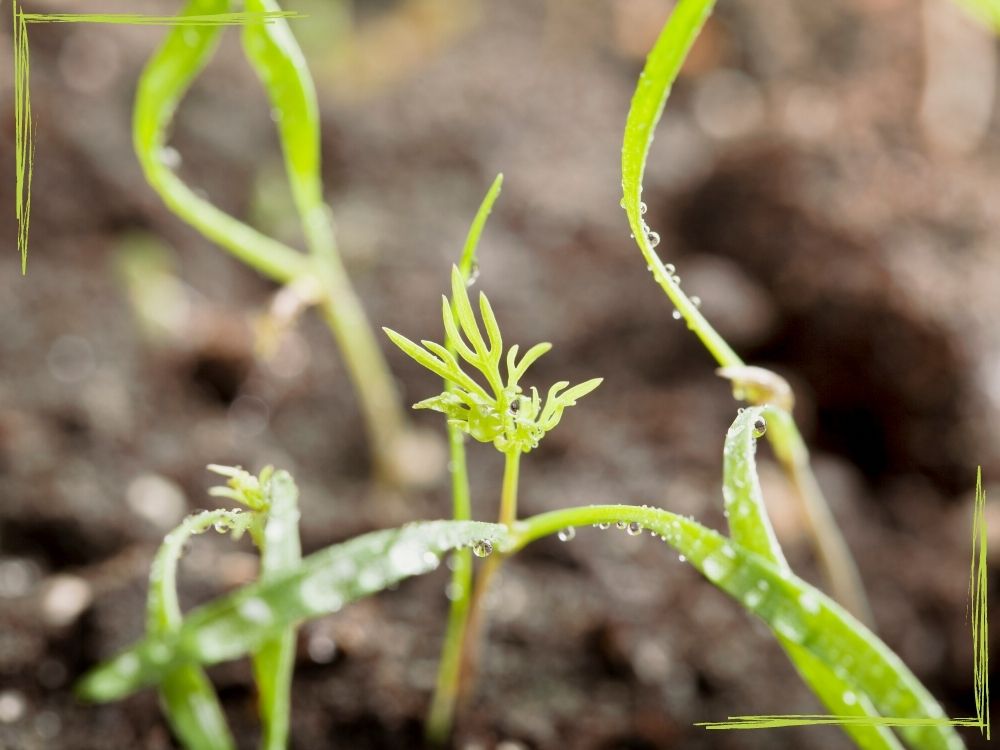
626;522;642;536
466;263;480;288
159;147;181;169
798;591;820;614
557;527;576;542
773;612;806;643
472;540;493;558
702;555;730;582
238;597;273;625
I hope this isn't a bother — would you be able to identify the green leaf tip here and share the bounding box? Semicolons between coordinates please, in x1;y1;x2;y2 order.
458;173;504;279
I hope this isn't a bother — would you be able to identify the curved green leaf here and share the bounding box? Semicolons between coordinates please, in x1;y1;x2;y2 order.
132;0;308;282
241;0;333;261
457;174;503;278
148;508;253;750
620;0;738;366
724;408;903;750
624;0;872;626
510;506;964;750
77;521;507;702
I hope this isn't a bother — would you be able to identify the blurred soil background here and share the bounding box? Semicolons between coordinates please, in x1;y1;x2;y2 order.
2;0;1000;748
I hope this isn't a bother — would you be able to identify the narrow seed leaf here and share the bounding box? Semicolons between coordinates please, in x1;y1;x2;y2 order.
414;394;460;413
620;0;741;367
148;509;250;750
447;271;504;397
538;381;570;426
505;344;520;386
421;339;490;400
241;0;325;248
457;173;503;279
723;408;786;566
511;506;964;750
509;342;552;387
76;521;507;702
478;292;503;365
441;296;478;367
621;0;716;232
560;377;603;405
450;266;490;365
132;0;308;282
384;328;456;384
723;408;903;750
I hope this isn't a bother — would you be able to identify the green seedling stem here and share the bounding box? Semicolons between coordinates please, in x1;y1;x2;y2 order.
247;470;302;750
384;188;601;741
133;0;406;482
426;174;503;745
620;0;872;625
454;445;520;707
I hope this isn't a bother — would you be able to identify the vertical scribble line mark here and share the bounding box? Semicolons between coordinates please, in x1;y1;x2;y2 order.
971;466;990;738
13;0;34;274
10;5;303;274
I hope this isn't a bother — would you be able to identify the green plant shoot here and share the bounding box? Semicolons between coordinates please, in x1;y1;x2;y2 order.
427;174;504;745
384;266;602;456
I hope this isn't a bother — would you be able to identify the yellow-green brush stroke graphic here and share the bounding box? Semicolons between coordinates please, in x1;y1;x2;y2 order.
697;468;989;741
10;2;304;274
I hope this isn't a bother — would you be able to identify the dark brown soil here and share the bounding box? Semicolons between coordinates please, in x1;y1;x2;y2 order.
1;1;998;748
